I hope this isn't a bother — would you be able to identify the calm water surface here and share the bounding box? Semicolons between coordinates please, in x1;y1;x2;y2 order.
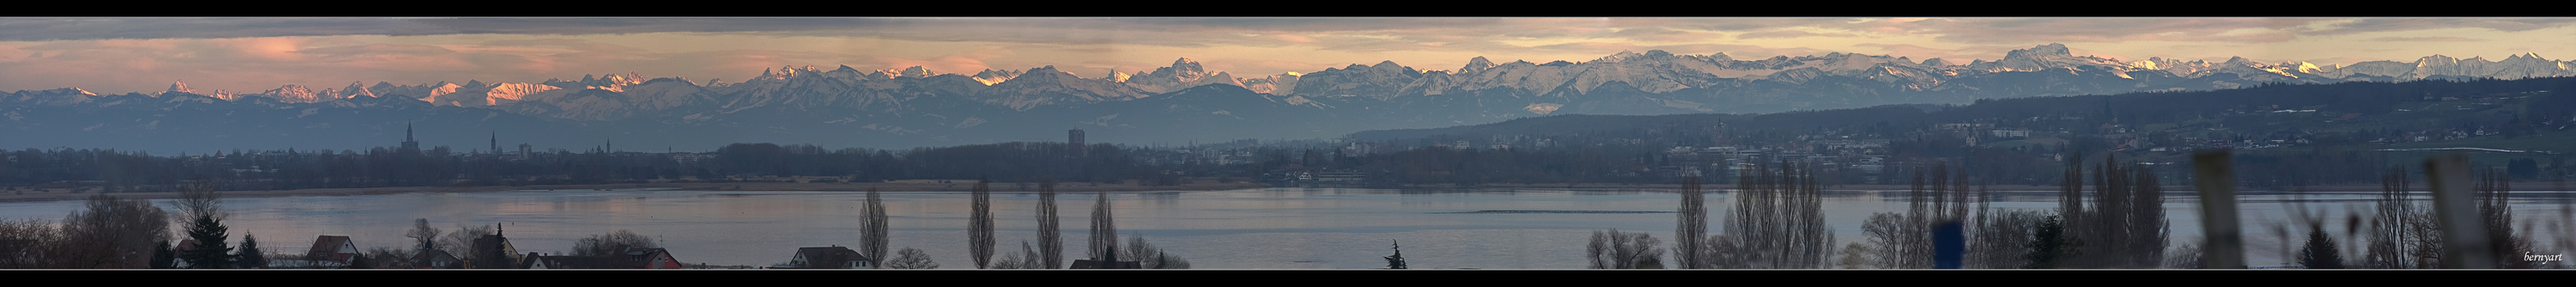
5;187;2576;269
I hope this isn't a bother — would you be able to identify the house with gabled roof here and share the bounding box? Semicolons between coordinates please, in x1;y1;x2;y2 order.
629;247;682;269
775;246;873;269
520;247;682;269
173;239;202;268
298;235;359;269
467;224;521;269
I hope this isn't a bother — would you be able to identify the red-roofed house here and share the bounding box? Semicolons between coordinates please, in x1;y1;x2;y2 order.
301;235;359;268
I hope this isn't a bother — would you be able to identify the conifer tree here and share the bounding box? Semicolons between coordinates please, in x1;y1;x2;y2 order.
180;214;232;268
236;234;265;269
2299;226;2343;269
149;240;175;269
176;180;231;269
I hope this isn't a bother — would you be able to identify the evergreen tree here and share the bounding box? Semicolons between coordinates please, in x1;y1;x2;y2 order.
176;180;232;269
149;240;175;269
2026;215;2081;269
236;234;265;269
2299;226;2344;269
180;214;232;268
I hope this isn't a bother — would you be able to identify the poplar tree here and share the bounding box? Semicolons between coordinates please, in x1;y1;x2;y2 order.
1089;190;1119;262
860;188;889;267
1037;178;1063;269
1676;176;1706;268
969;177;995;268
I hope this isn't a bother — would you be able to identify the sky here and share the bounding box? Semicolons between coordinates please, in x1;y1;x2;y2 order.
3;17;2573;95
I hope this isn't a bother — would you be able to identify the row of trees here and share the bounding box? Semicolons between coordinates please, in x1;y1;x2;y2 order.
1597;161;1835;269
0;180;252;269
2331;166;2538;269
1;177;679;269
1608;157;2168;269
854;179;1188;270
1619;150;2565;269
0;141;1171;194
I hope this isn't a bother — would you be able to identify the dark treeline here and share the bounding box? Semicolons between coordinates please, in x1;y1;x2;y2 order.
1346;76;2576;187
0;142;1164;192
9;77;2576;191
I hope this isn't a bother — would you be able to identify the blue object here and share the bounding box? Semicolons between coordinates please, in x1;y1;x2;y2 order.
1935;220;1964;269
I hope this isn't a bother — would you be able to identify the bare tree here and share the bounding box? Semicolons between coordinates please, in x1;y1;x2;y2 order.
1838;241;1873;269
1676;175;1707;269
1121;234;1190;269
1862;166;1965;270
1586;229;1664;269
61;194;171;268
174;180;231;269
2362;167;2421;268
1089;190;1118;261
2046;155;2171;269
969;178;995;268
884;247;939;269
174;180;222;223
406;218;442;253
860;187;890;267
990;241;1044;269
0;218;69;268
2125;163;2170;268
571;229;659;256
1036;178;1062;269
1862;212;1911;268
1968;209;2043;269
2478;168;2532;268
438;223;492;266
1698;234;1740;269
1722;161;1831;269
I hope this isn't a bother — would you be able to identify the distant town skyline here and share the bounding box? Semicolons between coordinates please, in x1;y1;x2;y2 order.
3;17;2572;95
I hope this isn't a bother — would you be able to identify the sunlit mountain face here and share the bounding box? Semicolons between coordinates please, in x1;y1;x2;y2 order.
8;43;2576;152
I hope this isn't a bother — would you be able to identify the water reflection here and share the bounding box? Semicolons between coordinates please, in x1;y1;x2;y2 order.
0;187;2571;269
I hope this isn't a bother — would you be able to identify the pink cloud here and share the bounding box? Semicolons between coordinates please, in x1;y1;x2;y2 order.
1735;30;1859;40
2370;36;2482;42
1851;43;1985;61
1904;18;2316;44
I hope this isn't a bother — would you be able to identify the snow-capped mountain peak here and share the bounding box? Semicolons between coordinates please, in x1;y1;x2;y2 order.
167;80;196;95
1460;56;1498;74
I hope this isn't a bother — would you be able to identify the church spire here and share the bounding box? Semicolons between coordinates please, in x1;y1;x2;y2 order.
399;122;422;152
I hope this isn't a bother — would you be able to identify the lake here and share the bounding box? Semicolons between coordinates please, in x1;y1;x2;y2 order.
4;186;2575;269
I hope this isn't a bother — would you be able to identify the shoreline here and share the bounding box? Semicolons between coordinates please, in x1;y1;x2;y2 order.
8;180;2566;204
0;180;1273;203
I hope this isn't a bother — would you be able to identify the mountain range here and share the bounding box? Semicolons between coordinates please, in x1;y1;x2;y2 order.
8;43;2574;153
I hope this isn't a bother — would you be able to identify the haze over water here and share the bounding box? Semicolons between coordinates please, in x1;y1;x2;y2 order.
5;187;2573;269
